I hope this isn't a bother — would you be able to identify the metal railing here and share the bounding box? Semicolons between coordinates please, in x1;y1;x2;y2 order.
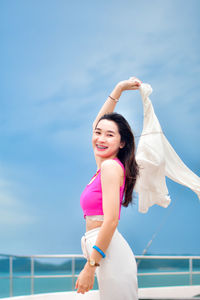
0;254;200;297
136;255;200;284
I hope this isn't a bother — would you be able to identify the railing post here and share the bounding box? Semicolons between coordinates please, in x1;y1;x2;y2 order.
72;257;75;290
189;258;193;285
31;257;34;294
9;256;13;297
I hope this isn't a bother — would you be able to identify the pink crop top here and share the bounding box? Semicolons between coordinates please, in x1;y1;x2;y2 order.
80;158;126;220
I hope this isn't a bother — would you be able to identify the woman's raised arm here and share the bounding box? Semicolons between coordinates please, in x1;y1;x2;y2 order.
92;77;142;130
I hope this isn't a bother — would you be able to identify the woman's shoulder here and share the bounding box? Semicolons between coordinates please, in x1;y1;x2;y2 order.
101;158;124;174
101;158;125;187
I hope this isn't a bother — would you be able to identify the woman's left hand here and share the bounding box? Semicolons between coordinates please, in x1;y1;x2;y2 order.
75;264;96;294
117;76;142;91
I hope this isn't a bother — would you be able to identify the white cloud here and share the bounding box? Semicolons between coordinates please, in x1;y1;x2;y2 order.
1;0;199;142
0;171;36;228
0;0;199;255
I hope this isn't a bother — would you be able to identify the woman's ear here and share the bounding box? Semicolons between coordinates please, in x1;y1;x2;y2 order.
120;141;125;149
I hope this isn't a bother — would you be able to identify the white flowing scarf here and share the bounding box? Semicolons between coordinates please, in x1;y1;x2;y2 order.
134;83;200;213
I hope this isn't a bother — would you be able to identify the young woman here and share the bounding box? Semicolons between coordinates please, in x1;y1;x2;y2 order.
75;77;141;299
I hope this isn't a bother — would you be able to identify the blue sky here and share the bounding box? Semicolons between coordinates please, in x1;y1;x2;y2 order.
0;0;199;256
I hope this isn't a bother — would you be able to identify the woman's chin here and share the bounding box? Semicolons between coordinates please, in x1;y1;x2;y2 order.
95;152;108;158
95;150;117;159
95;149;109;158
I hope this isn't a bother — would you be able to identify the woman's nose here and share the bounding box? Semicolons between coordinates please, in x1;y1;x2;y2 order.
98;135;106;142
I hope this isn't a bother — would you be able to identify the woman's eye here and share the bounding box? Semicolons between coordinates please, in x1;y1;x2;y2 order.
95;131;101;135
107;134;113;137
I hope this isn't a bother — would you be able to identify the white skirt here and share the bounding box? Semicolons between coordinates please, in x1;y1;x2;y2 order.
81;227;138;300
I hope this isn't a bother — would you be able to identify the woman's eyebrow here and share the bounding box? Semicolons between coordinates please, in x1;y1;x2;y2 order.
106;130;116;134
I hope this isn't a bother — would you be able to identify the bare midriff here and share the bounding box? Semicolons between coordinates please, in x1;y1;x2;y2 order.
86;219;103;232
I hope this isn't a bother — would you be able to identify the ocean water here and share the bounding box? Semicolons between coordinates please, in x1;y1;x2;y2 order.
0;271;99;298
0;257;200;298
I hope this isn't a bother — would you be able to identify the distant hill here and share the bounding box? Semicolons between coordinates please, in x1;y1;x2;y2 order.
0;257;86;273
137;253;200;269
0;254;199;273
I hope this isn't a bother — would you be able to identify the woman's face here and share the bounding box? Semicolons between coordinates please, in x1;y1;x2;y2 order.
92;119;124;159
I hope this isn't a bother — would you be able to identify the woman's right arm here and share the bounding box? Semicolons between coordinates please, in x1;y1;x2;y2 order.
92;77;142;130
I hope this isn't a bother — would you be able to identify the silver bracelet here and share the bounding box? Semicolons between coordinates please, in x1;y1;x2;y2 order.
108;95;119;102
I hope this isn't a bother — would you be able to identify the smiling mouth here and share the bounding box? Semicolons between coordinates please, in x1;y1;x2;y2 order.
96;144;108;150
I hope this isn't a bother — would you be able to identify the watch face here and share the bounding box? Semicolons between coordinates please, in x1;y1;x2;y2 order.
90;259;95;266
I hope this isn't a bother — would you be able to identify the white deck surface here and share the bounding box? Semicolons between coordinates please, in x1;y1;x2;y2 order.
138;285;200;298
1;285;200;299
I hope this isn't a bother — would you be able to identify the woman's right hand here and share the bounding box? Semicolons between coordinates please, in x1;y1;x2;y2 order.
117;77;142;92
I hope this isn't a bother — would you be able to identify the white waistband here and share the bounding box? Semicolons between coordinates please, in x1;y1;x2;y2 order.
86;215;104;221
84;226;101;239
84;226;119;240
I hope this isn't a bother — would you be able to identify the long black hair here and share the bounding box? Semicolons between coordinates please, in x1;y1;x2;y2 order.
96;112;139;207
